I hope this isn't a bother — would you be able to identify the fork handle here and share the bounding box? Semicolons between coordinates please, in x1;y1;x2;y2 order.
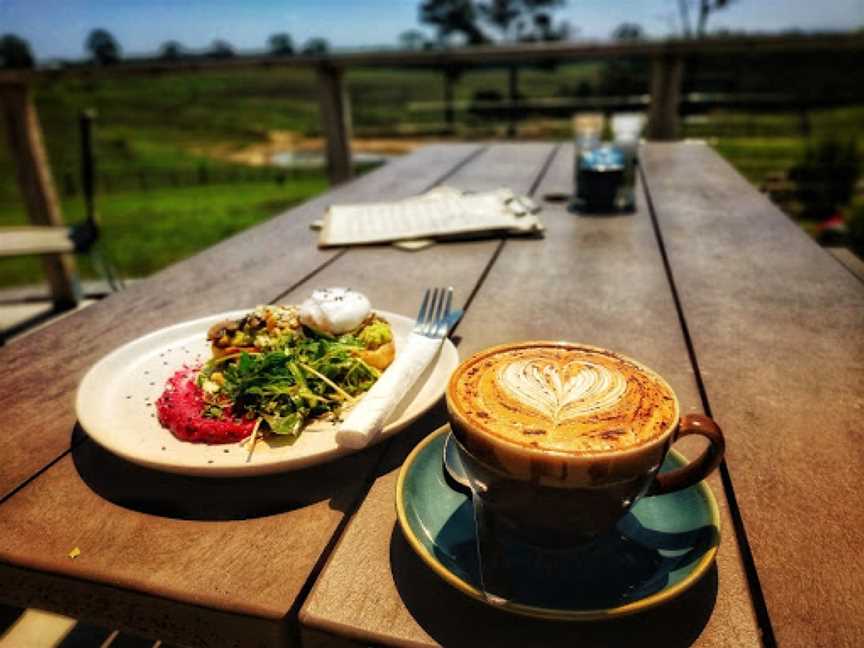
336;334;443;449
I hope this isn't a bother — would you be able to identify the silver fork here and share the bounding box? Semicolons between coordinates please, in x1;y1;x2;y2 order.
336;286;457;448
414;287;454;338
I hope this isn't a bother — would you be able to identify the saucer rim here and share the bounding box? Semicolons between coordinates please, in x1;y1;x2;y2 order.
395;424;721;621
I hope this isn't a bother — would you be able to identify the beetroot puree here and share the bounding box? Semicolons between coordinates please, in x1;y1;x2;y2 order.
156;367;254;443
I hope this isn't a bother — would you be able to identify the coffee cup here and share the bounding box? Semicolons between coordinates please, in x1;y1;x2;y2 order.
445;341;724;547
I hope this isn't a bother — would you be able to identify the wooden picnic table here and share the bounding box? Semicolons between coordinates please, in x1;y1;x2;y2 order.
0;141;861;648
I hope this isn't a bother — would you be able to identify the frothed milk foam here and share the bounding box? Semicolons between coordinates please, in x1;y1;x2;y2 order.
449;343;677;457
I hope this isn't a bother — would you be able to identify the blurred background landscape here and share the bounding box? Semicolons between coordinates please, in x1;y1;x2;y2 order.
1;0;863;289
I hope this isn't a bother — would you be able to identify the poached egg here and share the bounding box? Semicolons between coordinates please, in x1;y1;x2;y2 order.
298;288;371;335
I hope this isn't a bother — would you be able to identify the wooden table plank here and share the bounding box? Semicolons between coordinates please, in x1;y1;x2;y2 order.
0;144;480;502
0;143;554;647
0;226;75;257
641;142;864;648
827;247;864;284
300;145;760;647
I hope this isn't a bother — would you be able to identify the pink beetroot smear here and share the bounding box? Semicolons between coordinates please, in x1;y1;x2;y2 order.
156;367;254;444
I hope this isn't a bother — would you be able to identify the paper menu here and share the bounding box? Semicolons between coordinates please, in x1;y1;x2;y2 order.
318;187;544;248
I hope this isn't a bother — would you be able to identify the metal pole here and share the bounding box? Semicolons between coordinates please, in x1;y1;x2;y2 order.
80;109;97;226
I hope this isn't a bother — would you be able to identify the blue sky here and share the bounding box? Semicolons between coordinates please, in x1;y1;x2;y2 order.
2;0;862;61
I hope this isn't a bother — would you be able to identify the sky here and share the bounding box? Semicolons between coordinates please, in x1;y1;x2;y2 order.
2;0;863;62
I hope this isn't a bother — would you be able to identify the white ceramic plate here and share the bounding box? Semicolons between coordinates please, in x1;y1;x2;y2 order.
76;310;459;477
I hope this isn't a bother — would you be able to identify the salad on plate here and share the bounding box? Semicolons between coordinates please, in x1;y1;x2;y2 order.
155;288;394;449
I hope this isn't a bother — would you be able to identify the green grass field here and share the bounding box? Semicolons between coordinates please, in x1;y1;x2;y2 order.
0;177;328;287
1;64;862;290
688;106;864;186
0;63;603;201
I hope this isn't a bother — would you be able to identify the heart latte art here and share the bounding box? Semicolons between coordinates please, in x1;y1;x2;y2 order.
498;360;628;423
449;343;678;454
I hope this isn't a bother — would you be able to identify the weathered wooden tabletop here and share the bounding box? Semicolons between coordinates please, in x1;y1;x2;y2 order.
0;142;861;648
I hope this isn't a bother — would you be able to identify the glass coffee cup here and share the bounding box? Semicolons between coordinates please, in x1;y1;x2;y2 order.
445;341;725;548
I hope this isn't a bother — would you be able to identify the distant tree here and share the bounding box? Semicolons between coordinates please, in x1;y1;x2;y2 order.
160;40;184;61
676;0;735;38
697;0;733;36
0;34;35;68
301;38;329;55
399;29;428;50
523;11;570;41
473;0;567;43
612;23;644;41
268;33;294;56
478;0;520;40
527;12;550;40
86;28;121;65
207;39;235;59
419;0;489;46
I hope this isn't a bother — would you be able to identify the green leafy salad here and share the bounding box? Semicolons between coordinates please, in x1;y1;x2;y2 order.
197;303;394;442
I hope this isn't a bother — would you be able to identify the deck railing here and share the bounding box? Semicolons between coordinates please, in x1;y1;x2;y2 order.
1;33;863;306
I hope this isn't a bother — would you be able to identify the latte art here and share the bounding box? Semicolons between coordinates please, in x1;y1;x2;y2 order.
448;342;678;454
498;360;628;423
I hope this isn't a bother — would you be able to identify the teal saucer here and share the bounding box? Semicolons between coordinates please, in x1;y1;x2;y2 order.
396;426;720;621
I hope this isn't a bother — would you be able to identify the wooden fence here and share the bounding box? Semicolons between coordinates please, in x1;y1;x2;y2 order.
1;33;863;307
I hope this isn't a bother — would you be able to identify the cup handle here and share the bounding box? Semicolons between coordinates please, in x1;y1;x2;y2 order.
648;414;725;496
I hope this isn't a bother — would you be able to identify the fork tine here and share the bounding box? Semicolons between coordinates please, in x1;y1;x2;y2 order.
414;287;455;338
418;288;433;335
439;287;453;336
416;288;431;326
432;287;446;335
425;288;441;335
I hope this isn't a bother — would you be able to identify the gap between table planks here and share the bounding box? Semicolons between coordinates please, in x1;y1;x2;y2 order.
0;143;557;647
641;142;864;648
298;144;761;647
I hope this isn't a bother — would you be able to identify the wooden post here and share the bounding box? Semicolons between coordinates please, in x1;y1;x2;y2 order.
646;55;683;141
0;82;80;308
316;65;352;186
507;64;519;138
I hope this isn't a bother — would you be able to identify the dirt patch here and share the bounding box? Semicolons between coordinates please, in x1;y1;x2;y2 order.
201;130;441;167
